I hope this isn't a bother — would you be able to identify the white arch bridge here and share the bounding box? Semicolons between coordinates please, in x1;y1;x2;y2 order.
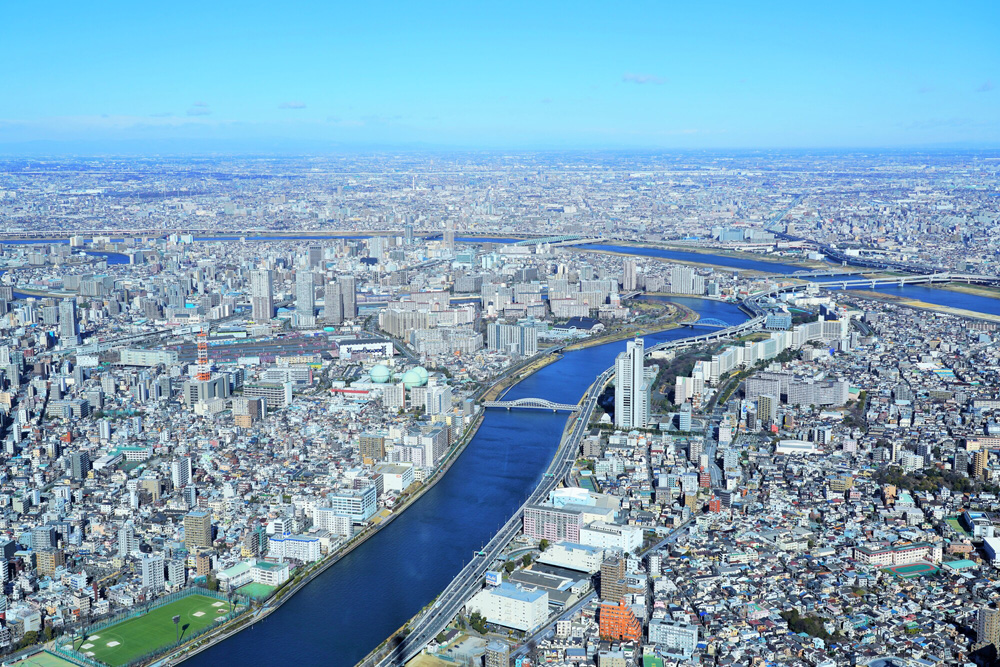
482;398;581;412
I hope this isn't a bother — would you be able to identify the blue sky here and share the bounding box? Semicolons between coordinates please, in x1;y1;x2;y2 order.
1;1;997;150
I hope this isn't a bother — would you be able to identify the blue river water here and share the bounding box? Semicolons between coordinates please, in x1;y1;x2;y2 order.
6;230;992;662
184;298;746;667
578;243;804;274
578;243;1000;317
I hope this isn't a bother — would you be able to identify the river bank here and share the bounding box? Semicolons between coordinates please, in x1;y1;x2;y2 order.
576;245;758;273
619;239;828;269
165;349;564;666
481;353;561;402
169;410;489;665
844;289;1000;324
180;299;750;667
937;282;1000;299
562;300;698;352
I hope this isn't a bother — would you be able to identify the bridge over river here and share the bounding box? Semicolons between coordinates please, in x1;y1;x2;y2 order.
481;398;580;412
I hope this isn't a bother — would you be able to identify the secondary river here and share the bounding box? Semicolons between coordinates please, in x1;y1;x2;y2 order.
7;235;1000;317
183;298;747;666
577;243;1000;317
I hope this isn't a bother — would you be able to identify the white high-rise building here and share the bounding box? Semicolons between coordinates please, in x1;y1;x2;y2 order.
324;275;356;324
614;338;650;429
140;553;165;591
59;298;80;346
295;270;316;327
486;322;537;357
339;275;357;320
117;522;138;556
250;268;274;321
171;457;192;489
424;380;452;416
622;259;638;291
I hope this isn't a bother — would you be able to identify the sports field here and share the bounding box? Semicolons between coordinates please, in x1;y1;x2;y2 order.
71;594;236;667
236;582;276;599
8;651;80;667
883;561;939;579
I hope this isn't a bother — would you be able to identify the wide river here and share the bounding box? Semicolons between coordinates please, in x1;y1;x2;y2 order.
183;298;747;666
9;234;1000;662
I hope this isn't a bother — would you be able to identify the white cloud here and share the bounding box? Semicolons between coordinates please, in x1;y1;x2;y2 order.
622;73;665;85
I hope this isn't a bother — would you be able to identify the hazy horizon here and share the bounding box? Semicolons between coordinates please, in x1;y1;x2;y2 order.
2;1;998;154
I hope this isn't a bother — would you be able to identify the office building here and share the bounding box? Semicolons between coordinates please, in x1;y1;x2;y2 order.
614;338;649;429
327;486;377;523
250;268;274;321
678;403;692;431
59;298;80;346
307;245;323;267
184;510;213;551
71;451;91;480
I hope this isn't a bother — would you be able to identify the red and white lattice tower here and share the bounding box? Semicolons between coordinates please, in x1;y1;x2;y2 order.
196;324;210;381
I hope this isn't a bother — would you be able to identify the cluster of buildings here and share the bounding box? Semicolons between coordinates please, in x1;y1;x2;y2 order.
440;292;1000;667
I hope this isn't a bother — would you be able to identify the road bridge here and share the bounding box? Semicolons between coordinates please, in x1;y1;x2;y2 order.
817;272;1000;290
360;286;786;666
357;367;610;667
789;268;866;278
681;318;730;329
482;398;580;412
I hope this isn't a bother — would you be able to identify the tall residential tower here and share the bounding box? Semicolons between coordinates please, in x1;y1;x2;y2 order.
614;337;650;429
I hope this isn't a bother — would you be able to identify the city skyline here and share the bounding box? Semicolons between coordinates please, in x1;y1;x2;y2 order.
1;1;998;153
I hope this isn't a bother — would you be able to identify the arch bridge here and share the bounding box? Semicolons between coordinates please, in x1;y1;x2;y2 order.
683;318;730;328
482;398;581;412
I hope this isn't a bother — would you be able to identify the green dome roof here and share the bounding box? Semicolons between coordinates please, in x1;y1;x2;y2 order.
369;364;391;384
401;369;422;389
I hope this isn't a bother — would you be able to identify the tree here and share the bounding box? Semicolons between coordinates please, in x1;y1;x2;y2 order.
504;561;516;574
538;539;550;552
521;554;533;567
469;611;488;634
